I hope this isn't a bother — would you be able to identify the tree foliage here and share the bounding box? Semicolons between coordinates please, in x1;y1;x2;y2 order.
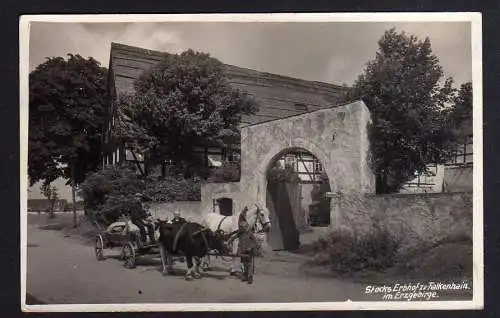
344;29;460;193
28;54;108;187
267;161;301;184
79;164;145;224
40;183;59;218
79;164;202;224
115;49;258;177
447;82;473;142
207;161;241;183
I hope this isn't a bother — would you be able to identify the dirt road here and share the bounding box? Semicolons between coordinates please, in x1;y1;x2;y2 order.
26;224;373;304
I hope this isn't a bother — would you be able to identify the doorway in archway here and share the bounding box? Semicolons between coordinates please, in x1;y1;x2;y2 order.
265;148;331;251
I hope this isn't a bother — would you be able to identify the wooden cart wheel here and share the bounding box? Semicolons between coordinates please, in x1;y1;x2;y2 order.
95;234;105;261
122;242;136;269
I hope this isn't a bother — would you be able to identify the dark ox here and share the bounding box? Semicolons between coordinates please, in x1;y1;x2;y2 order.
158;221;227;280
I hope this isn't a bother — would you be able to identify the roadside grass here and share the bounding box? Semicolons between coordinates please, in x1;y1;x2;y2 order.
304;228;473;285
27;212;97;243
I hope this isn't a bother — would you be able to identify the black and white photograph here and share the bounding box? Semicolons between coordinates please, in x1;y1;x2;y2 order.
20;13;483;311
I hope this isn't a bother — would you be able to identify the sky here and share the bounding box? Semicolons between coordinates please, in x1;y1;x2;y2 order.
29;21;472;87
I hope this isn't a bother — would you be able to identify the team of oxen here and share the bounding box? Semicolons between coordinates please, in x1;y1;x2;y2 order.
138;204;270;282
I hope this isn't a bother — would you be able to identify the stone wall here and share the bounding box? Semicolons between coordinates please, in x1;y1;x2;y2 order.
444;165;473;192
332;191;473;253
148;201;203;222
200;182;243;214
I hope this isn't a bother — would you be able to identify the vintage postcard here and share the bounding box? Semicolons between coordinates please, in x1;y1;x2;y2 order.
19;13;483;311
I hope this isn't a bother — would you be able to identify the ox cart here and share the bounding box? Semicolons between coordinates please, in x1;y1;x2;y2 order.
94;216;162;269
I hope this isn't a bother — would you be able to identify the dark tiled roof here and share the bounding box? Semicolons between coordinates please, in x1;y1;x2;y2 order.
109;42;348;126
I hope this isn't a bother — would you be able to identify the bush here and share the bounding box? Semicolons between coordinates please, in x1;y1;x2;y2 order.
267;163;300;183
79;164;203;225
207;161;240;183
145;175;201;202
79;164;145;225
310;226;400;275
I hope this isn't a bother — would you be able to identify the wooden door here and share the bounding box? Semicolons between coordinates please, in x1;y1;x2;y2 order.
266;180;300;250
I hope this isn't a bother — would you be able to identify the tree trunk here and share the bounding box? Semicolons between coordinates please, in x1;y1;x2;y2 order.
71;163;78;228
48;200;55;219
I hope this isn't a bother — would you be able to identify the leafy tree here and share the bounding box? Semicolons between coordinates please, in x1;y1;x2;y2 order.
29;54;108;226
40;183;59;219
116;49;258;178
447;82;473;141
344;28;458;193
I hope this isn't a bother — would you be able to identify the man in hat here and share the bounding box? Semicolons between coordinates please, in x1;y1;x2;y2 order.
129;193;155;246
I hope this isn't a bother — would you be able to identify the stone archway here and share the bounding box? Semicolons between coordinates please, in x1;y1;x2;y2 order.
258;140;335;205
264;146;332;250
200;101;375;251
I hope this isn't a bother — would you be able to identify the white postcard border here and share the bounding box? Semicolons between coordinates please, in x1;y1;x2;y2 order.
19;12;484;312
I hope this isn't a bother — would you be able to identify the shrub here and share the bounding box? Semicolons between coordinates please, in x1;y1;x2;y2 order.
310;226;400;275
80;163;204;225
207;161;240;183
267;163;300;183
79;164;145;225
145;175;201;202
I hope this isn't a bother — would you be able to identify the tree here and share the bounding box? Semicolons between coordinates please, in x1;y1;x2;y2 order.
344;28;458;193
40;183;59;219
29;54;108;226
116;49;258;178
448;82;473;141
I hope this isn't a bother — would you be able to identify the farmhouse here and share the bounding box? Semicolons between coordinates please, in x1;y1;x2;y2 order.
400;115;473;193
102;43;472;252
103;43;375;250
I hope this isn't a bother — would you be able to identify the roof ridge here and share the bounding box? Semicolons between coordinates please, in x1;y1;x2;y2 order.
110;42;347;90
111;42;168;57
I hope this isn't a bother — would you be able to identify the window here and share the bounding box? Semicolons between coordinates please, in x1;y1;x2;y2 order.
216;198;233;216
223;145;240;163
208;154;223;167
449;139;473;166
314;159;323;172
125;149;134;161
294;102;308;111
124;148;144;163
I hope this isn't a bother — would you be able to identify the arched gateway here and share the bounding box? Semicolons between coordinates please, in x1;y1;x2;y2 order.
200;100;375;251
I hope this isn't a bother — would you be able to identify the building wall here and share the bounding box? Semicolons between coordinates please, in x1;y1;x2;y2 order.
301;183;315;225
400;164;445;193
148;201;203;222
28;177;82;202
332;192;473;254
